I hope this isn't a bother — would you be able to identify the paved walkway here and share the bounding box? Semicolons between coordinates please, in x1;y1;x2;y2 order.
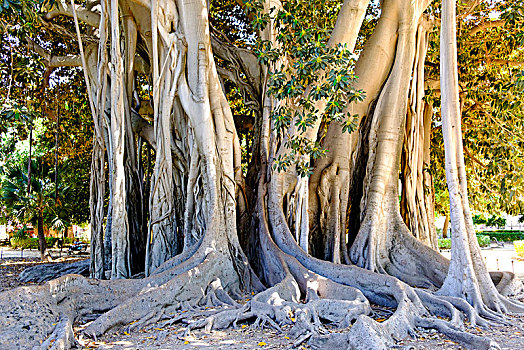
0;247;86;259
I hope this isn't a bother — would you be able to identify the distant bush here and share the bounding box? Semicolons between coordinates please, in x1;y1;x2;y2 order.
439;235;491;250
477;231;524;242
438;238;451;250
477;235;491;247
515;241;524;258
10;237;39;249
10;237;66;249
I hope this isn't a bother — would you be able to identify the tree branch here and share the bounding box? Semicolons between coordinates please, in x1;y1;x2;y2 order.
45;0;101;28
463;145;486;169
469;20;505;36
25;36;82;67
488;59;524;68
210;28;262;110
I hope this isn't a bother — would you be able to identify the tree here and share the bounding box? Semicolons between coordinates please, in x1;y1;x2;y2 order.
0;0;523;349
1;159;67;260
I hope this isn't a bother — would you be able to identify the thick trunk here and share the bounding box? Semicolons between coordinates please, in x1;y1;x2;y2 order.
89;0;108;279
309;0;399;261
347;0;450;289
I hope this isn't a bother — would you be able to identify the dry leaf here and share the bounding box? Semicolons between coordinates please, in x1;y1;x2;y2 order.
184;340;189;344
241;325;247;329
258;341;267;346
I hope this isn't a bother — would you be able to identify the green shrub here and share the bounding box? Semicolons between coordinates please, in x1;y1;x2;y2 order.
45;237;60;247
438;238;451;250
10;237;39;249
515;241;524;258
439;235;492;249
477;231;524;242
10;237;62;249
477;235;491;247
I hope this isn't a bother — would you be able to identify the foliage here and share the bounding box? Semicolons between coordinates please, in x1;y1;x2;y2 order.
514;240;524;258
9;236;67;249
245;0;363;176
10;237;39;249
476;231;524;242
477;235;491;247
1;158;71;228
429;1;524;215
472;214;507;228
438;235;491;250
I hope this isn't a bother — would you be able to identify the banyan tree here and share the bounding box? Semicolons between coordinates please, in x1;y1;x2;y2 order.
1;0;523;349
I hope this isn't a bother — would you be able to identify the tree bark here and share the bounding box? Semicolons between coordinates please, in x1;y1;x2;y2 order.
442;214;449;239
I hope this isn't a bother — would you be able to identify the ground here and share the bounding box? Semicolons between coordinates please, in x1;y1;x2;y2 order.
1;246;523;349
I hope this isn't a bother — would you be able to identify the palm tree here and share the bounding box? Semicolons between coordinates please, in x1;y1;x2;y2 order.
1;159;68;260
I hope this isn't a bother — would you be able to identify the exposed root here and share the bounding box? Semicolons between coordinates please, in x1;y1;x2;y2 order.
40;315;77;350
415;316;499;350
19;259;90;283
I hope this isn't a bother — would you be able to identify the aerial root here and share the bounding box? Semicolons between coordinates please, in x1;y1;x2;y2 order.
40;315;77;350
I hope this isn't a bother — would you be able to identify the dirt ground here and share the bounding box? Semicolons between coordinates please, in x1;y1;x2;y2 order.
1;256;524;349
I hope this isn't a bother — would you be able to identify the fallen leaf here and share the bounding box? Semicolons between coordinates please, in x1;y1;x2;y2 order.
291;318;296;322
376;318;385;322
184;340;189;344
241;325;247;329
124;331;130;336
258;341;267;346
284;336;290;340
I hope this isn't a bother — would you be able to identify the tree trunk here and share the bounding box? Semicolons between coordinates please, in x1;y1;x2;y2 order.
442;214;449;238
37;213;46;261
401;101;438;250
437;0;524;315
27;123;32;194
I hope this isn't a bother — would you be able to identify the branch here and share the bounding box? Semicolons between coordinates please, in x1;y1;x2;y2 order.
49;55;82;67
469;20;505;36
25;36;82;67
45;1;100;28
463;146;487;169
488;59;524;68
424;78;440;91
210;28;262;108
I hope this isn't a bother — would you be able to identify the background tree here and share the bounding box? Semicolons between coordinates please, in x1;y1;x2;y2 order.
1;159;70;259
